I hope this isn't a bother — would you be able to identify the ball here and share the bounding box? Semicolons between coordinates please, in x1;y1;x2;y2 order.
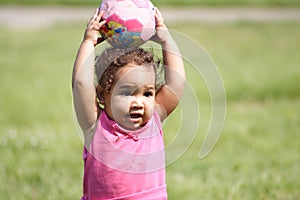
99;0;155;48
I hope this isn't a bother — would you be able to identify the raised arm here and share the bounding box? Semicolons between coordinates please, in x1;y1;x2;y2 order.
72;9;106;132
153;8;186;121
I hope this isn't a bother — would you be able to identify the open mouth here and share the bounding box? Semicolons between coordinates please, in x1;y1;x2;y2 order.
129;113;143;119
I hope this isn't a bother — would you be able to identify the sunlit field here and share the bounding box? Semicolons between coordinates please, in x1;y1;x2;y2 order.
0;20;299;199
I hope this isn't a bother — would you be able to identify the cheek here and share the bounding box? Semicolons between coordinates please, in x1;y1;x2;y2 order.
145;97;155;113
111;96;130;111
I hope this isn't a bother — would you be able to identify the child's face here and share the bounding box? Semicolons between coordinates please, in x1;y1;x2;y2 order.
104;63;156;131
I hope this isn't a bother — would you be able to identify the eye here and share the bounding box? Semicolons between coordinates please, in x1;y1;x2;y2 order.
117;89;132;96
121;91;131;96
144;91;154;97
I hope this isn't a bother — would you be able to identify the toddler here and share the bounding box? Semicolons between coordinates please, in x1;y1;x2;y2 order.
72;7;185;200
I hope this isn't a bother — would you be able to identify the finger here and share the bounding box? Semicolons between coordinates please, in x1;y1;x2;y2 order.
154;7;164;26
154;7;162;17
99;19;107;27
98;10;104;20
93;19;106;31
95;15;102;23
90;8;99;23
95;10;103;22
87;9;99;26
93;8;99;19
90;10;105;29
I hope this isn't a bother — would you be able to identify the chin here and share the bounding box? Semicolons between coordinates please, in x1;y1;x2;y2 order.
127;122;146;131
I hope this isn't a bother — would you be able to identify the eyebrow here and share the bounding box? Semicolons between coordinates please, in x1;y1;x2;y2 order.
117;84;155;91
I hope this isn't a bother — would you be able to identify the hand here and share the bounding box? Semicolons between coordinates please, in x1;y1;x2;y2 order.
151;7;171;44
83;8;107;46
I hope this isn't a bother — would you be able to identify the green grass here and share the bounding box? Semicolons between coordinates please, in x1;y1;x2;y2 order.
155;0;300;7
0;0;300;7
0;19;300;199
0;24;85;199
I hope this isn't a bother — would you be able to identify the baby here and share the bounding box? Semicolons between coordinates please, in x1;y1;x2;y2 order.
72;8;185;200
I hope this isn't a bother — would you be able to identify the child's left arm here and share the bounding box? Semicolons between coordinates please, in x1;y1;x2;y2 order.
153;8;186;121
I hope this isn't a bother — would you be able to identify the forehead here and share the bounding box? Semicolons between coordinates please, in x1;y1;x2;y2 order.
114;64;155;87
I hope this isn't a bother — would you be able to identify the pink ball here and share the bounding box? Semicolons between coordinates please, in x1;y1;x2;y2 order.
99;0;155;48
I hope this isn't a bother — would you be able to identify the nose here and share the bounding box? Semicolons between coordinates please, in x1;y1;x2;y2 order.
131;96;144;109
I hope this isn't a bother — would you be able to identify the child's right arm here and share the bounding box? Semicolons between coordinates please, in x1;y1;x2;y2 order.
72;9;106;132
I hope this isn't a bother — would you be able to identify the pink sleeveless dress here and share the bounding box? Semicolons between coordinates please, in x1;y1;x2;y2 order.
81;110;167;200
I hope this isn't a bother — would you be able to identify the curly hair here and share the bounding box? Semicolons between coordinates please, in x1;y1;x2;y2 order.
95;47;164;105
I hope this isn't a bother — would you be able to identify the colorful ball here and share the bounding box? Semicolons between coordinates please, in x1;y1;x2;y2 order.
99;0;155;48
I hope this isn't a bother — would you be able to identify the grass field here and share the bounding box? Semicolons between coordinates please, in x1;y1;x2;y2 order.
0;19;300;199
0;0;300;7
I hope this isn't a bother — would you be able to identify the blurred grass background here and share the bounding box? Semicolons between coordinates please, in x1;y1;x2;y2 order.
0;1;300;199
